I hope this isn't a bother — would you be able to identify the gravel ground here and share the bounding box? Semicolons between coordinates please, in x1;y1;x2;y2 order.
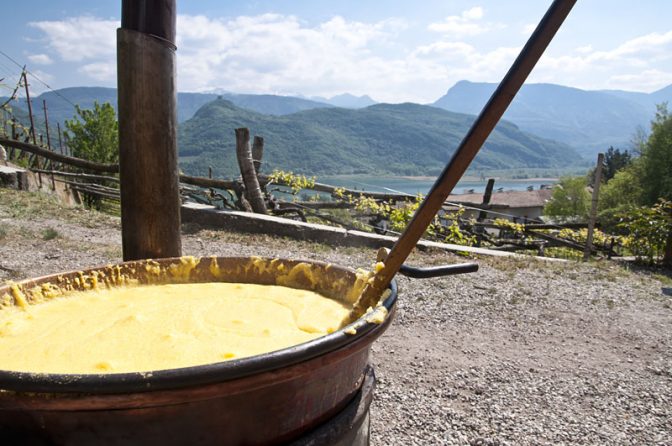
1;189;671;445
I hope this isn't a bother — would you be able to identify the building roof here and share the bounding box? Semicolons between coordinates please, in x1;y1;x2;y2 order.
447;188;553;209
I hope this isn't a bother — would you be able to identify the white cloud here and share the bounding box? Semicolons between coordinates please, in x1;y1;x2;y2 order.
521;23;536;35
606;69;672;92
174;14;412;100
575;44;593;54
534;30;672;91
29;16;118;62
25;13;672;102
428;6;496;37
27;53;53;65
411;41;520;84
79;62;116;82
462;7;484;21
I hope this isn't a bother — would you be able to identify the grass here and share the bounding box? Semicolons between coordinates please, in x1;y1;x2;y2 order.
651;272;672;286
0;189;119;229
102;245;123;260
42;227;59;241
482;255;538;273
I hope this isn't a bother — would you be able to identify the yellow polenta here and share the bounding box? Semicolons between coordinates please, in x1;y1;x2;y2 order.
0;282;350;374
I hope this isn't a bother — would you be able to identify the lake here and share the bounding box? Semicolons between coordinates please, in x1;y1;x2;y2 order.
319;175;557;196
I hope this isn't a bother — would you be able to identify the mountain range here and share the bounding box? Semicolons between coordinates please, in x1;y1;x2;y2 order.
1;87;335;127
2;80;669;174
309;93;377;109
177;98;581;177
433;80;672;157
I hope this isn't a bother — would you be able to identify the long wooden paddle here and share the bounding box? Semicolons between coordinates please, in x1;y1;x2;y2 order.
343;0;578;325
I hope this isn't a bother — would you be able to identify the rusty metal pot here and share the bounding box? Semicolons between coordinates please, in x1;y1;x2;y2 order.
0;257;397;445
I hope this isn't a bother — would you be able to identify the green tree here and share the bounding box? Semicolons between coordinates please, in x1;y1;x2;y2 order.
543;176;590;222
639;104;672;264
64;102;118;210
64;101;119;164
640;103;672;205
601;146;632;182
597;165;643;230
618;200;672;265
597;104;672;265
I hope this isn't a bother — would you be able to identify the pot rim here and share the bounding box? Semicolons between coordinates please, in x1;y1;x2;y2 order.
0;257;397;394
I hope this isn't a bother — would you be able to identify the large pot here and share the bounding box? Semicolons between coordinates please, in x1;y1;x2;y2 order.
0;256;397;445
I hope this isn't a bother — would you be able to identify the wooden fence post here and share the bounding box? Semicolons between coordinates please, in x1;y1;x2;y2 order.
252;136;264;175
21;70;37;145
56;123;64;155
477;178;496;222
9;120;16;160
235;128;267;214
1;109;6;138
583;152;604;261
43;99;54;172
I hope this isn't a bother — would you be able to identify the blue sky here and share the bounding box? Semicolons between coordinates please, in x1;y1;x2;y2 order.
1;1;671;103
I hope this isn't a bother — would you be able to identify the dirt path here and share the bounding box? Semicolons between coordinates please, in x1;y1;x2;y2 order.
1;189;671;445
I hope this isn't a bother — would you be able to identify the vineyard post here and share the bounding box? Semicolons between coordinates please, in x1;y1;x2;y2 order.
477;178;496;222
252;136;264;175
235;128;267;214
21;69;37;145
583;152;604;261
56;122;64;155
1;109;6;137
42;100;54;173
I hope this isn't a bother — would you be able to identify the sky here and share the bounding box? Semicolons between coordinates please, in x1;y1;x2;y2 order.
1;0;671;103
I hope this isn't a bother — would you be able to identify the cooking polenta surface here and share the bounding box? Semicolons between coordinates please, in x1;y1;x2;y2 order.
0;283;350;374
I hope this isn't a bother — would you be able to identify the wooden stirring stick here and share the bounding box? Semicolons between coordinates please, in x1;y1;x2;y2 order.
343;0;578;326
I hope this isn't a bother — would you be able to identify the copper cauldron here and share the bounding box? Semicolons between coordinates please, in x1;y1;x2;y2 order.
0;256;397;445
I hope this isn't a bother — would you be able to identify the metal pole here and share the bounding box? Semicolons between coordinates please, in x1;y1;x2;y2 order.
118;0;181;260
583;152;604;261
346;0;578;323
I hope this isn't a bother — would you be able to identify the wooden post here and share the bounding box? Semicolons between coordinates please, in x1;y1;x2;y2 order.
583;152;604;261
56;122;64;155
43;100;52;151
56;122;64;171
9;120;16;160
208;166;213;179
1;109;6;138
43;100;53;171
34;133;43;185
21;70;37;145
63;132;70;157
477;178;495;221
235;128;267;214
252;135;264;175
118;0;181;260
0;136;119;172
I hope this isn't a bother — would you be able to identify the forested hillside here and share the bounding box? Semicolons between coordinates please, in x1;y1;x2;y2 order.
178;98;583;177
